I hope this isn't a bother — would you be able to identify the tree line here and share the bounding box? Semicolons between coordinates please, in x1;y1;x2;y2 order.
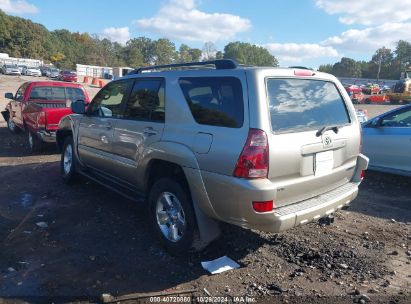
318;41;411;80
0;10;278;69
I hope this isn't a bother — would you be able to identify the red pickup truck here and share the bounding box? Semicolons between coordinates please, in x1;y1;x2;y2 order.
2;81;89;152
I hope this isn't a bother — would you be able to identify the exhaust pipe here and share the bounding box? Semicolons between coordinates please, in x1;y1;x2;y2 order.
318;215;334;226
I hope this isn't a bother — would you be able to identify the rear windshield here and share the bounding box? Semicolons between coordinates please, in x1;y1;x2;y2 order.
179;77;244;128
266;79;351;133
29;86;85;102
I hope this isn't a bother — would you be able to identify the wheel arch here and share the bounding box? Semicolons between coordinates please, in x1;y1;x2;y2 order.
142;142;221;250
56;115;76;151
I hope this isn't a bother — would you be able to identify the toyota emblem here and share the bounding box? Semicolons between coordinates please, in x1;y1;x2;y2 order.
323;135;332;147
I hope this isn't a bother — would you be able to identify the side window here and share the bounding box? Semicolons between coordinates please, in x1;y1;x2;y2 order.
178;77;244;128
65;88;86;103
381;108;411;127
15;83;28;101
88;80;132;118
124;79;165;122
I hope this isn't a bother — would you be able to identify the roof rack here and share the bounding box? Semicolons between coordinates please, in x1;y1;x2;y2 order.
289;66;312;70
129;59;238;74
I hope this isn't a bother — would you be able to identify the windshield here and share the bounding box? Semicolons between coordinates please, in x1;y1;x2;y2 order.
266;78;351;133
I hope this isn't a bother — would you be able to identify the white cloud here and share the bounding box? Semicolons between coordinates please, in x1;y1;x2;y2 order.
316;0;411;26
0;0;38;14
264;43;339;63
322;22;411;53
100;27;130;45
134;0;251;42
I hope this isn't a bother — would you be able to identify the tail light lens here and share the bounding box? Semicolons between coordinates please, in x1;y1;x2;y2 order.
361;170;365;179
253;200;274;212
37;112;46;129
234;129;269;178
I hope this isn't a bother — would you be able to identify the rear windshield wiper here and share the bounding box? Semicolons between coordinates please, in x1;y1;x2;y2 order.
316;125;340;137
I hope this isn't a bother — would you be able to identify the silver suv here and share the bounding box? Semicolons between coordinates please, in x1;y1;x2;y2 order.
57;60;369;254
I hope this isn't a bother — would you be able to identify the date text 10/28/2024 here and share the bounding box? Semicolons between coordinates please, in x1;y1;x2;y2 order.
149;296;257;303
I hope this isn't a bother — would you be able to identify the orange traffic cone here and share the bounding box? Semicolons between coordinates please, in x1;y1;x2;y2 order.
91;77;98;85
99;80;104;88
83;76;89;83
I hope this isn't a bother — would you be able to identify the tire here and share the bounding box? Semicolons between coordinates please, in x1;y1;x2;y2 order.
6;114;20;134
60;136;78;184
148;178;197;255
365;98;371;104
26;129;43;153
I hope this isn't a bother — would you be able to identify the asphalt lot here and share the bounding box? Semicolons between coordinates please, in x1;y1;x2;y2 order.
0;75;410;303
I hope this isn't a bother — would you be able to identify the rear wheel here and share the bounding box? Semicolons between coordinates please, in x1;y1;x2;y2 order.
26;130;43;153
148;178;197;255
61;136;78;183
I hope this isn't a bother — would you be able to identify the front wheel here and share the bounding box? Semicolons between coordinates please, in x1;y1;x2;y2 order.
6;115;19;134
60;136;79;183
148;178;197;255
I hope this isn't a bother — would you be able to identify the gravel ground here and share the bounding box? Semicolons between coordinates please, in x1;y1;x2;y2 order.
0;75;410;303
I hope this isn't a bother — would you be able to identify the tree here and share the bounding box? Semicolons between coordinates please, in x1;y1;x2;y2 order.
371;47;394;80
178;44;192;63
50;52;66;66
332;57;362;78
152;38;176;65
318;64;333;73
126;37;154;65
395;40;411;74
215;51;223;59
188;48;202;61
223;41;278;66
202;42;217;60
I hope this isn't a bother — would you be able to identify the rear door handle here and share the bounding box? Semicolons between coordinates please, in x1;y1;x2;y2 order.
143;127;157;136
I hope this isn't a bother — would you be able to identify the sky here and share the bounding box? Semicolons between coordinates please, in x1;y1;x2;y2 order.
1;0;411;68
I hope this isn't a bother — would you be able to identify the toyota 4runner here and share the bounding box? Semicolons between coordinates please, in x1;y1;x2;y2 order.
56;60;369;254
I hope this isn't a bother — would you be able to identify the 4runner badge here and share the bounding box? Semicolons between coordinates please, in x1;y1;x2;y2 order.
322;135;333;148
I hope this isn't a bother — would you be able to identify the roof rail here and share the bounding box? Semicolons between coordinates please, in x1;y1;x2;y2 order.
129;59;238;74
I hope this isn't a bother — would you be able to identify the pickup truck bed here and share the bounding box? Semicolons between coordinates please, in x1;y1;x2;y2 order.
2;81;89;151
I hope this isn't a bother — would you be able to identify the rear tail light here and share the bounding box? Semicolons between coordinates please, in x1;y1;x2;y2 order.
234;129;269;179
253;200;274;212
37;112;46;129
361;170;365;180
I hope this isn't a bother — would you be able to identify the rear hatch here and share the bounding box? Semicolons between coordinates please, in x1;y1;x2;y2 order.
254;71;360;208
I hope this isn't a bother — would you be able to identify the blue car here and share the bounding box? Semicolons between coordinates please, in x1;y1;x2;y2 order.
362;104;411;177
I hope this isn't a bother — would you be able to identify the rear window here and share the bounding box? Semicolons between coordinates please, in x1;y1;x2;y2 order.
29;86;85;102
266;79;351;133
179;77;244;128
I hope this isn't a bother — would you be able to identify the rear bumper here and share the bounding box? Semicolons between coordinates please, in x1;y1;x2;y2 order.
199;154;369;233
257;182;358;232
36;130;56;143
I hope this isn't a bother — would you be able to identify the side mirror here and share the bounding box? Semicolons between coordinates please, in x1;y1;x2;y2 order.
5;92;14;99
71;100;86;114
371;117;383;127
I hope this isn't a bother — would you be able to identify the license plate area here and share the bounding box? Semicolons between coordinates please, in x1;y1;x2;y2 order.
315;150;334;176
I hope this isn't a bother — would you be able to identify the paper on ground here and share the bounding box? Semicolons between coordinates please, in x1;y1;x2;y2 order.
201;256;240;274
